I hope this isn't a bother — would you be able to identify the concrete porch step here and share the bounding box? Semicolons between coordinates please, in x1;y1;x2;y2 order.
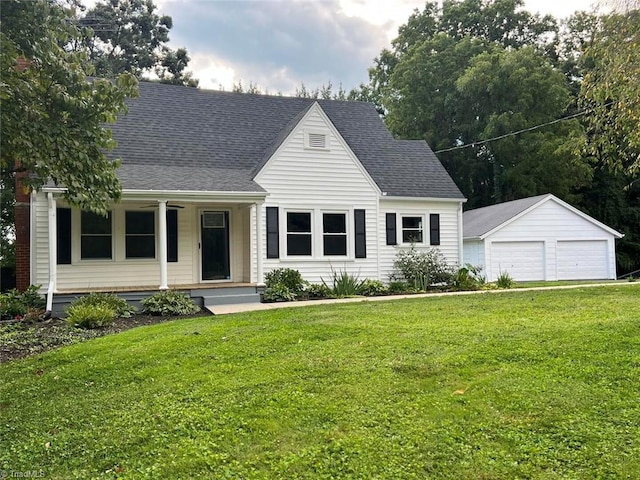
202;293;261;307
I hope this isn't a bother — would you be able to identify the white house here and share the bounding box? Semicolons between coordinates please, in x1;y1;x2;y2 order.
463;194;624;281
23;82;466;312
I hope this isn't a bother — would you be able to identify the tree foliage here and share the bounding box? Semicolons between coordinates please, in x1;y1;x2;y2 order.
374;0;584;207
79;0;198;87
580;2;640;175
0;0;138;214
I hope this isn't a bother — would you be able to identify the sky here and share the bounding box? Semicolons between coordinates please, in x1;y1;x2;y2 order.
102;0;601;94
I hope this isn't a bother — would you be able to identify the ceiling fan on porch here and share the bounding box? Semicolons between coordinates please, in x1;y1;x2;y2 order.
140;204;185;209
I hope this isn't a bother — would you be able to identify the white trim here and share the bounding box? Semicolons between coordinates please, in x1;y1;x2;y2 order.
382;196;467;203
321;210;350;258
399;213;426;246
304;129;330;151
458;203;464;265
477;194;624;240
282;209;314;259
46;193;57;311
254;102;382;195
198;208;232;283
158;200;168;290
42;187;268;203
29;192;37;286
255;201;264;284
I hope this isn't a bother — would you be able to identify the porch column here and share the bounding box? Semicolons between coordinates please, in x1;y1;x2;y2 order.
46;193;57;312
158;200;168;290
255;202;265;285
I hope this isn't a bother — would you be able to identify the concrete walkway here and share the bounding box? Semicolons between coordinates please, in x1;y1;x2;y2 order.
206;281;638;315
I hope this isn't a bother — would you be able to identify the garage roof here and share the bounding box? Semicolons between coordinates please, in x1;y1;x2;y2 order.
463;194;624;240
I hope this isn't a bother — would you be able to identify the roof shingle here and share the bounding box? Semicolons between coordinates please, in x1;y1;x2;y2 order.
107;81;464;199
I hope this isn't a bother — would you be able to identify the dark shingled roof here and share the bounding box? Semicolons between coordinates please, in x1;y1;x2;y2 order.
106;81;464;198
463;194;549;238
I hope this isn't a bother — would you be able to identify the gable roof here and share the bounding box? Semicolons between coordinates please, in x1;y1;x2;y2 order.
106;81;464;199
463;194;624;239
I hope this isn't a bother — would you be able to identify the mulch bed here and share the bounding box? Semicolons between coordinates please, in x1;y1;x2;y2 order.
0;310;210;363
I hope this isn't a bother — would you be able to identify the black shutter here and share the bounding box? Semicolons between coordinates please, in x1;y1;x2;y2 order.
266;207;279;259
56;208;71;265
385;213;397;246
430;213;440;246
167;209;178;262
354;209;366;258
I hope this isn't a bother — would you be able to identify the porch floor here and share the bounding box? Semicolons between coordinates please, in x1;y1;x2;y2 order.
56;282;258;295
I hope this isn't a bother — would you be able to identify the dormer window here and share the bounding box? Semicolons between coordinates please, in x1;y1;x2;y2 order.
304;130;329;150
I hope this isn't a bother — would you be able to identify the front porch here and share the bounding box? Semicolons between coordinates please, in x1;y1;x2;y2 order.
50;283;265;317
34;189;269;314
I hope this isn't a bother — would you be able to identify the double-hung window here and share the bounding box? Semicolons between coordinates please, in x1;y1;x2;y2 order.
81;211;112;259
126;211;156;259
323;213;347;256
401;216;424;243
286;212;312;256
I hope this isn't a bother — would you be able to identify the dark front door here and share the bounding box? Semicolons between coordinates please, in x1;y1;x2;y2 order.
201;211;230;281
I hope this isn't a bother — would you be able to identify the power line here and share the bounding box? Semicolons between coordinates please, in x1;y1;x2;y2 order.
433;103;613;154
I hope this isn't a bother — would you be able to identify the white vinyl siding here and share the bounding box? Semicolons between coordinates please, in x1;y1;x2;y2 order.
33;198;195;291
256;104;379;283
470;198;619;281
379;200;461;283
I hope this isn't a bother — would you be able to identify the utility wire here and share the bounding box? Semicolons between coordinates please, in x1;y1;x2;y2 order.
434;102;615;154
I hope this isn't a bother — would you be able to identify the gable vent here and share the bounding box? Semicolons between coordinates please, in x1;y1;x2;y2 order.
308;132;327;149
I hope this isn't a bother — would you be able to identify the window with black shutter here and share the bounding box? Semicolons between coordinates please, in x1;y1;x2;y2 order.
125;211;155;259
385;213;397;245
430;213;440;246
266;207;279;259
167;209;178;262
354;209;366;258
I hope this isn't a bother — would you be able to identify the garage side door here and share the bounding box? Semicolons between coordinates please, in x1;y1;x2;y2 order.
490;241;545;281
557;240;608;280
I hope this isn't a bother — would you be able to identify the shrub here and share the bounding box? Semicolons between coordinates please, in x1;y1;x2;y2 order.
496;271;515;289
388;281;411;294
141;290;200;316
66;304;116;329
263;268;307;302
263;284;297;302
323;268;364;297
392;245;454;291
452;264;486;291
0;285;45;320
357;279;388;297
72;292;136;318
306;283;332;299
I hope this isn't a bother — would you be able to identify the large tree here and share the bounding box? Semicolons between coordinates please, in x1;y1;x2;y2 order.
580;2;640;175
79;0;198;87
372;1;585;207
0;0;138;214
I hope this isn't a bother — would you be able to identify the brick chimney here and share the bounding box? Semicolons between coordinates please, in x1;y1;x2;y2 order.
15;171;30;291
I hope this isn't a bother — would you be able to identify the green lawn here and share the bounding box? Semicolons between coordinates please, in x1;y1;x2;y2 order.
1;285;639;479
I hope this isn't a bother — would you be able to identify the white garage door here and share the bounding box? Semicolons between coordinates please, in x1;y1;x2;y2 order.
557;240;609;280
490;241;545;281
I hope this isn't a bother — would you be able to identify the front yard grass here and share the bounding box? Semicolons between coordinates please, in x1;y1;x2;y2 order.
1;285;639;479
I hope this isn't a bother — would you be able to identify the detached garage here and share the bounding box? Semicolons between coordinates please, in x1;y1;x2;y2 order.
463;194;624;282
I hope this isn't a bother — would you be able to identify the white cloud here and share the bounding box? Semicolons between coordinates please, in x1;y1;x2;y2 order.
188;53;236;90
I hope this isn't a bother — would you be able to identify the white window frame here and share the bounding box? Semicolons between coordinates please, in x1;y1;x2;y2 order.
400;214;426;245
284;210;314;257
78;210;114;262
304;129;330;151
321;210;349;258
124;210;157;260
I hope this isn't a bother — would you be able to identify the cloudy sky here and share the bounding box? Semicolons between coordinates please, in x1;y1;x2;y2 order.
120;0;600;94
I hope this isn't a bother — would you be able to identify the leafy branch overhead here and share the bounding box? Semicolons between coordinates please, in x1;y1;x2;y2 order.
0;0;138;215
78;0;198;87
